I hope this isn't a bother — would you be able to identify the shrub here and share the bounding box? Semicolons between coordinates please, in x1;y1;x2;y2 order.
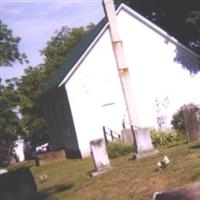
151;129;186;148
106;141;133;159
171;109;185;133
0;142;10;166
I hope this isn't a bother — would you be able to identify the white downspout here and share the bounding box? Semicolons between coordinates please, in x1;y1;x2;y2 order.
103;0;139;126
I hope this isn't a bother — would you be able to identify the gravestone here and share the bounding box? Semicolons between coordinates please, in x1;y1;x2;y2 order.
134;128;158;159
154;182;200;200
35;150;66;166
0;167;37;200
90;138;111;177
181;104;200;143
121;128;134;145
12;135;25;162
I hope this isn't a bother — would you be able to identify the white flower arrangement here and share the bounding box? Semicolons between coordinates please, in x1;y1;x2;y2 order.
157;155;170;169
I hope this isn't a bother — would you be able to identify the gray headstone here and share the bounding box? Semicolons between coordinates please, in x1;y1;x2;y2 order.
90;138;111;176
121;128;134;145
134;128;158;159
154;182;200;200
181;104;200;143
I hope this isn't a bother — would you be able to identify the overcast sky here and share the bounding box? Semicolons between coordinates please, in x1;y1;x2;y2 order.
1;0;105;81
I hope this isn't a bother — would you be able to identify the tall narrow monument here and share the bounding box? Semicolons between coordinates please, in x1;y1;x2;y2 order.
103;0;139;126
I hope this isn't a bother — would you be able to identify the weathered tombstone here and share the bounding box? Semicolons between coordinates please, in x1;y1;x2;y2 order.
134;128;158;159
90;138;111;177
0;167;37;200
154;182;200;200
121;128;134;145
12;135;25;162
35;149;66;166
181;104;200;143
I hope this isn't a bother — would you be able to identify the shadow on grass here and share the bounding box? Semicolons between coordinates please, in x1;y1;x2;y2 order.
190;143;200;149
87;170;95;177
37;184;74;199
166;143;182;148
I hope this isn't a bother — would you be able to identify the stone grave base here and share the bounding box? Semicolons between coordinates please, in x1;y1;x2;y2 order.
154;182;200;200
134;149;159;159
35;150;66;166
91;166;111;177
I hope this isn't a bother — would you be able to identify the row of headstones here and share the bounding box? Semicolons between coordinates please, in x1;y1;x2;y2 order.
90;104;200;200
90;127;158;176
0;104;198;199
90;104;200;176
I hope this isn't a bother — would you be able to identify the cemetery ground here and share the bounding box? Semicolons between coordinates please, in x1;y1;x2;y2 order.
9;140;200;200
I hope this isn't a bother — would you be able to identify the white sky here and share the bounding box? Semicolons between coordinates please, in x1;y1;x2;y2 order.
0;0;105;81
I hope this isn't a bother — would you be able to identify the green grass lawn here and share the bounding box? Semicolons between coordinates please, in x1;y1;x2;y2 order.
10;141;200;200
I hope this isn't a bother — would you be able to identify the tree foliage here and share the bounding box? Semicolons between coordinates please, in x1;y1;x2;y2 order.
17;66;48;146
0;21;28;160
41;24;94;78
171;109;185;133
0;21;26;140
116;0;200;55
0;78;20;140
0;20;28;67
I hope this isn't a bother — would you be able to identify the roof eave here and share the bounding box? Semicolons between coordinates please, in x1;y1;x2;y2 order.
58;23;109;87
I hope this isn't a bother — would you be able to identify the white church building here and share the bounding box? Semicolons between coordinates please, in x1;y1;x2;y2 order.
42;2;200;158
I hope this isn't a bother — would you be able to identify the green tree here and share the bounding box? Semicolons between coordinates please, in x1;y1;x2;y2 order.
41;24;94;78
0;78;21;163
0;20;28;66
0;22;27;137
0;21;28;162
171;109;185;133
0;78;20;139
17;65;48;146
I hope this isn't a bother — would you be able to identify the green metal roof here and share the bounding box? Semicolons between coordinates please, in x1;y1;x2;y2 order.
43;16;108;95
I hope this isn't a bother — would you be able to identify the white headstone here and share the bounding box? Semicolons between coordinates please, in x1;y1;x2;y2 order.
90;138;111;176
13;136;25;162
134;128;158;159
